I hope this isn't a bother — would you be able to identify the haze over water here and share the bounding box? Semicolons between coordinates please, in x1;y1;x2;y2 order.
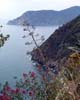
0;25;58;85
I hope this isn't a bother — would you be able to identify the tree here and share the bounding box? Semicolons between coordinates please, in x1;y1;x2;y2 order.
0;25;10;47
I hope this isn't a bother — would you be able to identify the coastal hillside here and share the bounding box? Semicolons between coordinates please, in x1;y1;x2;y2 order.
7;6;80;26
32;15;80;63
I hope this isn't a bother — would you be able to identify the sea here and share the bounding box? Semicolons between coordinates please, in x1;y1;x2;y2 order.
0;25;58;85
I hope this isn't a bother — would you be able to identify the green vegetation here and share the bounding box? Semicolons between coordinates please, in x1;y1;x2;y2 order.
0;26;10;47
0;15;80;100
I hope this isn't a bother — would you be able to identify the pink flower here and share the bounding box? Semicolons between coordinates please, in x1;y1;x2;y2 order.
25;79;29;83
31;72;36;78
22;89;27;94
4;86;11;91
23;73;27;78
15;88;20;94
0;95;3;100
37;65;41;71
1;94;11;100
29;91;33;96
11;89;16;94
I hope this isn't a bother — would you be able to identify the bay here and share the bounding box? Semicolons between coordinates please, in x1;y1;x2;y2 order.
0;25;58;85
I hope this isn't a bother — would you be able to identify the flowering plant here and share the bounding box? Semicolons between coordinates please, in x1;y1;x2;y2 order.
0;53;80;100
0;71;46;100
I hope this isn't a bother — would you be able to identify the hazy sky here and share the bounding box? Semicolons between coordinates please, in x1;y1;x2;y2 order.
0;0;80;21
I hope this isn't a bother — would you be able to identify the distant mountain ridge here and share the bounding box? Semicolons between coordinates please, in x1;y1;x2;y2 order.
7;6;80;26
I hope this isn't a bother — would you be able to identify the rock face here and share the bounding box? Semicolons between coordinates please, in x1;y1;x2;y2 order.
32;16;80;63
8;6;80;26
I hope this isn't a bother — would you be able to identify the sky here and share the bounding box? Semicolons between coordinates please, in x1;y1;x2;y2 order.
0;0;80;21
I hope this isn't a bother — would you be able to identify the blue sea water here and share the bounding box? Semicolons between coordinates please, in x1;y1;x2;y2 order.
0;25;58;85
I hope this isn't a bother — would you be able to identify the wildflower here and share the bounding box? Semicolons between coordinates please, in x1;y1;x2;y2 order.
22;89;27;94
0;95;3;100
37;65;41;71
1;94;11;100
31;72;36;78
15;88;20;94
4;86;11;91
23;73;27;78
29;91;33;96
11;89;16;94
24;79;29;83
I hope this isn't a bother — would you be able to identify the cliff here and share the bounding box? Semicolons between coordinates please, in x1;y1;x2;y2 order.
32;16;80;64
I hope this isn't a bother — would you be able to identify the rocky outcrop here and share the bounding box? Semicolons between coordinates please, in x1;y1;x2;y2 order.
32;16;80;64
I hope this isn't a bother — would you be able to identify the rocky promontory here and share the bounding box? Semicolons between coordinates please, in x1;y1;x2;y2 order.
32;15;80;65
8;6;80;26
